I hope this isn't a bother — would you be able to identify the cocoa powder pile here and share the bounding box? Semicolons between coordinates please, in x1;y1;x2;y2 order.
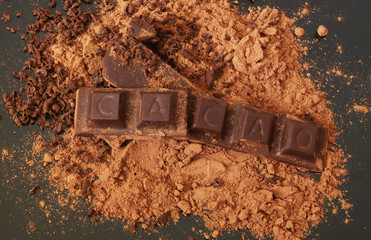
4;0;351;239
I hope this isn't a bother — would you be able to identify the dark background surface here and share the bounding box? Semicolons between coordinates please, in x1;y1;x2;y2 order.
0;0;369;239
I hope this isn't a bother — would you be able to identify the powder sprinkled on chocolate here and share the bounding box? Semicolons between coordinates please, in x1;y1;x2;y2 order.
4;0;351;239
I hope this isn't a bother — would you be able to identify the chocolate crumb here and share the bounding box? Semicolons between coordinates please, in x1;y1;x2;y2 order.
126;4;135;15
29;184;40;195
156;211;171;226
129;18;157;42
29;224;38;232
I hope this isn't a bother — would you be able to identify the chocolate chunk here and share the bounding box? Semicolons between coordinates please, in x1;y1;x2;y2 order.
102;50;149;88
192;99;227;134
129;18;157;42
90;92;122;122
271;115;327;171
75;88;187;138
278;117;318;160
139;92;172;123
102;45;196;90
231;105;275;146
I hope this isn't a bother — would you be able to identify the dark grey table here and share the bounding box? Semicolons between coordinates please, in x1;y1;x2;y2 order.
0;0;369;239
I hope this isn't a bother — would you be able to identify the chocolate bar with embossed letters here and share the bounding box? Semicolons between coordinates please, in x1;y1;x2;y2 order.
74;87;188;138
75;87;327;171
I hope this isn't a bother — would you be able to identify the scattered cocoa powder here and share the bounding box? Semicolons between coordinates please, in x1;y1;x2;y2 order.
353;105;369;114
317;25;329;37
294;27;305;38
1;10;10;23
3;0;351;239
29;184;40;195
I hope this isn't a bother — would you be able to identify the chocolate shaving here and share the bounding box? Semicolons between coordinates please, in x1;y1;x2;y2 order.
3;0;96;133
180;49;200;63
205;69;215;89
29;184;40;195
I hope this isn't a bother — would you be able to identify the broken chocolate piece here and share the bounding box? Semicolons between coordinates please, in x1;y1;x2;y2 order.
139;92;172;123
102;50;150;88
280;118;318;160
129;18;157;42
90;92;122;121
231;105;275;146
192;98;227;134
271;115;327;171
75;88;187;139
102;45;198;90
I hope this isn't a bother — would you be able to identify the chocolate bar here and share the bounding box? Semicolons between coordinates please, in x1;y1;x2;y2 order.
75;87;327;171
74;88;188;139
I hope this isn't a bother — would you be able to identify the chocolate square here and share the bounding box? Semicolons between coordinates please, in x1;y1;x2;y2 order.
140;93;172;123
90;92;121;121
231;106;275;145
279;118;319;161
192;99;227;133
